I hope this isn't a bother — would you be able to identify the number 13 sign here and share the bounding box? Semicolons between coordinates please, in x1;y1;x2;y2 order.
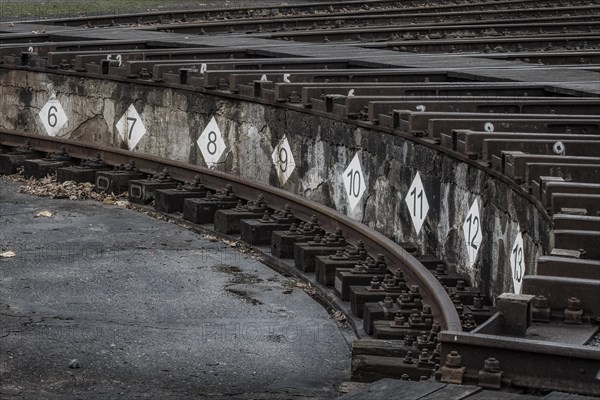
510;227;525;294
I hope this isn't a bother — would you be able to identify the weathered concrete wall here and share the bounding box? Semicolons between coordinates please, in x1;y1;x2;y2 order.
0;69;550;301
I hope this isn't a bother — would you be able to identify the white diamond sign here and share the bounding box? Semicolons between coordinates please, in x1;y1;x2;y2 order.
39;94;68;137
271;136;295;186
197;116;226;167
116;104;146;150
343;153;366;211
404;172;429;234
462;198;482;269
510;227;525;294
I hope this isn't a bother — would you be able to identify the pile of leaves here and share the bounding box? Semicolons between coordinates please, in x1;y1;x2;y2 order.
8;174;127;202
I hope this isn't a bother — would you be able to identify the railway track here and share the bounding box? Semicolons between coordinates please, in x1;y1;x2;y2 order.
1;0;599;398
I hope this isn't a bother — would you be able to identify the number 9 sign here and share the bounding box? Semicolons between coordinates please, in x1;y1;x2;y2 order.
271;136;295;186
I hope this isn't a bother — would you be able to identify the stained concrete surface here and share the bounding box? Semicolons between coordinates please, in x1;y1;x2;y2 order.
0;69;549;300
0;180;351;399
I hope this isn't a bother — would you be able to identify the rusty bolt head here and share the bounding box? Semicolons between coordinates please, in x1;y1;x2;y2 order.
484;357;501;372
404;351;414;364
401;374;410;381
383;295;393;308
567;297;582;310
445;351;462;368
533;295;549;308
370;276;380;289
261;210;271;221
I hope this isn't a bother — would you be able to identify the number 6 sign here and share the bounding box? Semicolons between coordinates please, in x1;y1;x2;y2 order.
39;94;68;136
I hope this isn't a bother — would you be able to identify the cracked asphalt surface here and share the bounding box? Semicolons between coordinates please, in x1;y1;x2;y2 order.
0;180;351;399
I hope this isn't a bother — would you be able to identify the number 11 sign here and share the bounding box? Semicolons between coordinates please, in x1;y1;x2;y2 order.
405;172;429;234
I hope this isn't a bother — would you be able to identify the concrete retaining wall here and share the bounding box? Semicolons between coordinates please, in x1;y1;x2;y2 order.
0;69;550;301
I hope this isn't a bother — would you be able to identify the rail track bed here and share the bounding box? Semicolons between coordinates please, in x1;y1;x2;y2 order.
1;0;599;398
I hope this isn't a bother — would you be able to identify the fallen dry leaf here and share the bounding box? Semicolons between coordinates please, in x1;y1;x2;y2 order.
333;311;348;323
13;175;126;202
36;210;53;218
0;251;16;258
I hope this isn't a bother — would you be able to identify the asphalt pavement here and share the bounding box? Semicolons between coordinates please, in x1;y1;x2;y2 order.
0;179;351;399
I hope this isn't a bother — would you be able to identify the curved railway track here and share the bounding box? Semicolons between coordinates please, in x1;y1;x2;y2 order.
1;0;599;397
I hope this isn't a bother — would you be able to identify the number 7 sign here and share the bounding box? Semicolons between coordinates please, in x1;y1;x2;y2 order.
116;104;146;151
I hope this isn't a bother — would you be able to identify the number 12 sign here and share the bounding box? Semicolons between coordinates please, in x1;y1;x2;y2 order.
463;198;483;269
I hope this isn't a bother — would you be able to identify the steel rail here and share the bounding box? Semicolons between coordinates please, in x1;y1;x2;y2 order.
0;128;463;332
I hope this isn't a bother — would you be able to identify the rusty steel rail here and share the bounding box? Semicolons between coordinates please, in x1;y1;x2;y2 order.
438;329;600;396
23;0;568;27
0;128;463;332
3;0;600;394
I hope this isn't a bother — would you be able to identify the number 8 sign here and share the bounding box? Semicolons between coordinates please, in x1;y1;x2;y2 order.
197;116;226;167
